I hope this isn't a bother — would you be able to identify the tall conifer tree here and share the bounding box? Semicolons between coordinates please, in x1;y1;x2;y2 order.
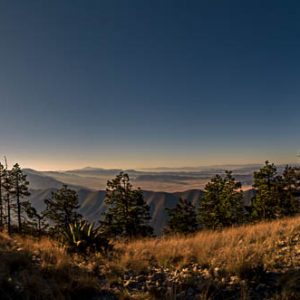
281;165;300;215
251;161;282;220
165;198;198;235
0;163;4;228
100;172;153;238
3;168;13;234
43;185;81;234
11;163;30;231
198;171;244;229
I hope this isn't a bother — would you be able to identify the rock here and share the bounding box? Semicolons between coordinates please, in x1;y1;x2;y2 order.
123;274;130;280
213;267;220;277
123;279;138;289
201;269;210;279
230;276;239;284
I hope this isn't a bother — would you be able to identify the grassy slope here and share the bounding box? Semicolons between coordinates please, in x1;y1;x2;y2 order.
1;216;300;299
116;216;300;273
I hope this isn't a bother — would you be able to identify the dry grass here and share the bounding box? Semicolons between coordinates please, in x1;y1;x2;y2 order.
9;216;299;275
0;216;300;299
113;216;300;275
0;233;112;300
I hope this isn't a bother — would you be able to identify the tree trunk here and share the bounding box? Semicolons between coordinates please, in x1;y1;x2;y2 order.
17;183;21;232
38;217;41;234
0;181;2;229
7;194;11;235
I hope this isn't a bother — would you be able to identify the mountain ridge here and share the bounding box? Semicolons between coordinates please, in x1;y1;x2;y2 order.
23;166;257;234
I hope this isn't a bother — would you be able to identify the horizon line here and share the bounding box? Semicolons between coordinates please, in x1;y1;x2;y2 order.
22;160;299;173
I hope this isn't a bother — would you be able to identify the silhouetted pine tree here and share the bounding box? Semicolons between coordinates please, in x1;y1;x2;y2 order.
281;165;300;215
0;163;4;229
11;163;30;232
26;204;48;235
100;172;153;239
165;198;198;235
2;168;13;235
197;171;244;229
43;185;82;234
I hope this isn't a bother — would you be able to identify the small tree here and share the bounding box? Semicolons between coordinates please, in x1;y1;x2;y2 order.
165;198;198;235
26;204;48;236
251;161;283;220
11;163;31;232
43;185;82;235
0;163;4;229
100;172;153;239
198;171;244;229
280;165;300;215
2;168;13;235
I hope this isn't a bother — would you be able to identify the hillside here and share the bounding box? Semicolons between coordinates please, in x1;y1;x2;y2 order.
23;167;258;235
28;187;255;235
1;216;300;299
23;169;65;190
28;188;205;235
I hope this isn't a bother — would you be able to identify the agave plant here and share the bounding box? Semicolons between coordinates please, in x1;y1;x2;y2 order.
62;220;112;255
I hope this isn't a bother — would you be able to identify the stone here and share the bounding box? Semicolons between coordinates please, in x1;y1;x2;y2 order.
123;279;138;289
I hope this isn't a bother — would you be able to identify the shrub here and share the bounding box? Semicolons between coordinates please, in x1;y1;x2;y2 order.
62;220;112;255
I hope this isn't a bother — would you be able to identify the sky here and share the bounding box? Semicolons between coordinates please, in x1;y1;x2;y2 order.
0;1;300;170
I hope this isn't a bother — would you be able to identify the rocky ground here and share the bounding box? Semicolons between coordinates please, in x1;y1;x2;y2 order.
100;232;300;299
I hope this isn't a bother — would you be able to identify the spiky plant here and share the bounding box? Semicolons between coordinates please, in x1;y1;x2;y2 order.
62;220;112;255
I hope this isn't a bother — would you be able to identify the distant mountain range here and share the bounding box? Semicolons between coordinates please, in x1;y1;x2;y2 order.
22;166;262;234
24;164;266;192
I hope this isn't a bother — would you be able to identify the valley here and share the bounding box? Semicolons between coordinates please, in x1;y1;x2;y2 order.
23;165;259;234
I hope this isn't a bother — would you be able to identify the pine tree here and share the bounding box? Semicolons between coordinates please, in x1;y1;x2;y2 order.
26;204;48;235
43;185;82;234
251;161;283;220
100;172;153;239
280;165;300;215
0;163;4;229
11;163;31;232
197;171;244;229
2;168;13;235
165;198;198;235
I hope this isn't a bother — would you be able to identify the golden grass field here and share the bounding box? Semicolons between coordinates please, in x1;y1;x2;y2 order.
1;216;300;299
114;216;300;273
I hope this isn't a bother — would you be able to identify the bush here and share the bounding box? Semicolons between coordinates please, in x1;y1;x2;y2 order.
62;221;112;255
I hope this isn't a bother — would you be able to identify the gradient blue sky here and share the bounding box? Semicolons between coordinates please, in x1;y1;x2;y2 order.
0;1;300;170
